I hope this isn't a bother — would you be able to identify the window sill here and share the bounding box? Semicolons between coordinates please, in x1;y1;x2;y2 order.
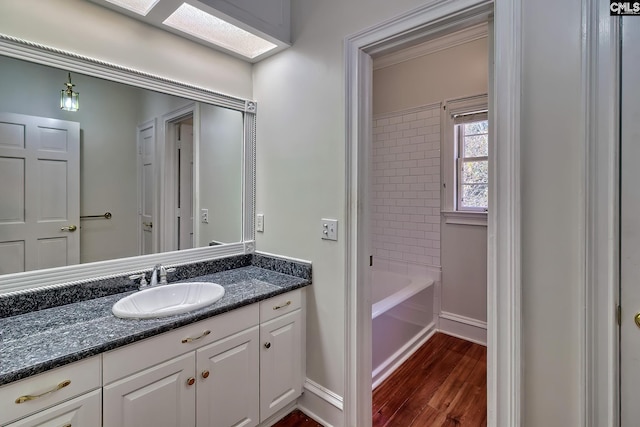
442;210;487;226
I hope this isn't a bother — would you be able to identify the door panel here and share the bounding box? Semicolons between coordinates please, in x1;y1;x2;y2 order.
0;157;25;222
620;16;640;426
196;326;259;427
103;352;195;427
0;113;79;274
260;310;302;421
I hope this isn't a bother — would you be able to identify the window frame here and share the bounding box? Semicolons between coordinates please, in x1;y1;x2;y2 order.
456;115;489;212
441;94;488;225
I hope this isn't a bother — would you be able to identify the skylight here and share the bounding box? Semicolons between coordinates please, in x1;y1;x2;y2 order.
163;3;278;59
105;0;160;16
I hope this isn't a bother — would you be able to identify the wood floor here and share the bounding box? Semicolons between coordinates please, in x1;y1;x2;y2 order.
273;333;486;427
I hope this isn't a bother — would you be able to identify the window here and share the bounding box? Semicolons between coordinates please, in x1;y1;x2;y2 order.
455;115;488;211
442;94;488;225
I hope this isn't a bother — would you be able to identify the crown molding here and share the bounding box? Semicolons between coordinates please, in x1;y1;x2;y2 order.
372;22;488;71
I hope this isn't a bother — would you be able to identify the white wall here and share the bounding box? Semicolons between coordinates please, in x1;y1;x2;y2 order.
373;38;488;115
253;0;431;412
0;0;253;100
521;0;583;424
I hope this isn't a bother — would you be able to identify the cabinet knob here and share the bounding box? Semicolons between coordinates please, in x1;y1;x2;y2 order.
264;342;271;349
186;377;196;386
202;370;210;379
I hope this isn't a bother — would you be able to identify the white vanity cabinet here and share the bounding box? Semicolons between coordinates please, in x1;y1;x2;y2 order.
103;352;196;427
4;389;102;427
0;356;101;427
103;304;260;427
1;287;305;427
259;290;304;422
196;326;260;427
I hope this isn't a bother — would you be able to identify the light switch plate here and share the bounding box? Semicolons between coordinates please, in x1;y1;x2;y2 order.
321;219;338;241
256;214;264;232
201;209;209;224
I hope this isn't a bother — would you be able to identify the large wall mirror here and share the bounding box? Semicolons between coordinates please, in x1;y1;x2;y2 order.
0;35;256;294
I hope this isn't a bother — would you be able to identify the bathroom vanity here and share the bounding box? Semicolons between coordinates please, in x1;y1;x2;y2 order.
0;254;310;427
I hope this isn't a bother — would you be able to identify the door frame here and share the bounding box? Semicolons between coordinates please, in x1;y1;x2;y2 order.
158;103;199;253
344;2;506;425
585;4;619;427
344;1;620;426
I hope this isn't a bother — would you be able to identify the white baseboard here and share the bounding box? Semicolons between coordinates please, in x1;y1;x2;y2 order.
372;322;437;389
439;311;487;346
298;378;344;427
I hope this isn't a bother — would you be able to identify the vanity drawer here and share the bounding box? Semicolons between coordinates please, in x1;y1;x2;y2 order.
0;356;101;425
260;289;302;323
103;303;259;384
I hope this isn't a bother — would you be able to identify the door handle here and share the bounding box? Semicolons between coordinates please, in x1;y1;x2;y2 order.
60;225;77;232
143;221;153;228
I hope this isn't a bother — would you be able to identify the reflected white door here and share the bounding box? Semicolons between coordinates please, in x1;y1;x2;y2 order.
178;123;193;250
0;112;79;274
621;17;640;426
138;121;156;255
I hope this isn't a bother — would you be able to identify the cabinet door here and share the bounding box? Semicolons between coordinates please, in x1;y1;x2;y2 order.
103;352;196;427
196;326;259;427
260;309;302;421
5;389;101;427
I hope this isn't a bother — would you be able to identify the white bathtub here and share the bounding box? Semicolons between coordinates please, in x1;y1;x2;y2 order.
371;268;436;388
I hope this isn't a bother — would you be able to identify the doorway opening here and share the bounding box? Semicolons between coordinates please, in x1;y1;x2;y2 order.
368;23;489;425
344;0;523;426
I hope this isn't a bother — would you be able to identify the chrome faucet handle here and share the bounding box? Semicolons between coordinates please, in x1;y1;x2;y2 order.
129;273;148;290
159;267;176;286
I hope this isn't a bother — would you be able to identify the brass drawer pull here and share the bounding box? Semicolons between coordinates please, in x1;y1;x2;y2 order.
181;330;211;343
15;380;71;404
273;300;292;311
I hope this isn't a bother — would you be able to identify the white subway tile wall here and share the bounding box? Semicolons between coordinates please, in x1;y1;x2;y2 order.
371;105;441;267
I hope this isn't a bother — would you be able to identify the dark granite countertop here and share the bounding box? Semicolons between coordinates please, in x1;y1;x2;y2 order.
0;265;310;386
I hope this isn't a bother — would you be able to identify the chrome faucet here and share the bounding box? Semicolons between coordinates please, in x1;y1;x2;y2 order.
150;264;176;287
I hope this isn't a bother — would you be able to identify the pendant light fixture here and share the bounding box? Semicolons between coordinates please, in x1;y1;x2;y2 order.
60;73;79;111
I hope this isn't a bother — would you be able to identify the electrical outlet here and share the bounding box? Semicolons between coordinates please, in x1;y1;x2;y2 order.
256;214;264;232
321;219;338;241
201;209;208;224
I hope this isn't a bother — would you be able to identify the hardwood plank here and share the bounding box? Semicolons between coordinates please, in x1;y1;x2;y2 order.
428;355;479;411
272;409;323;427
408;404;448;427
373;347;463;427
378;351;465;427
375;333;486;427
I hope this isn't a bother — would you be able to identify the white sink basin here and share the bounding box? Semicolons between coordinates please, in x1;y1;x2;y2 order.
112;282;225;319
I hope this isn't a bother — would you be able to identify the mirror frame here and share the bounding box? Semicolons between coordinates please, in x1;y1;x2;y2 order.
0;33;256;294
